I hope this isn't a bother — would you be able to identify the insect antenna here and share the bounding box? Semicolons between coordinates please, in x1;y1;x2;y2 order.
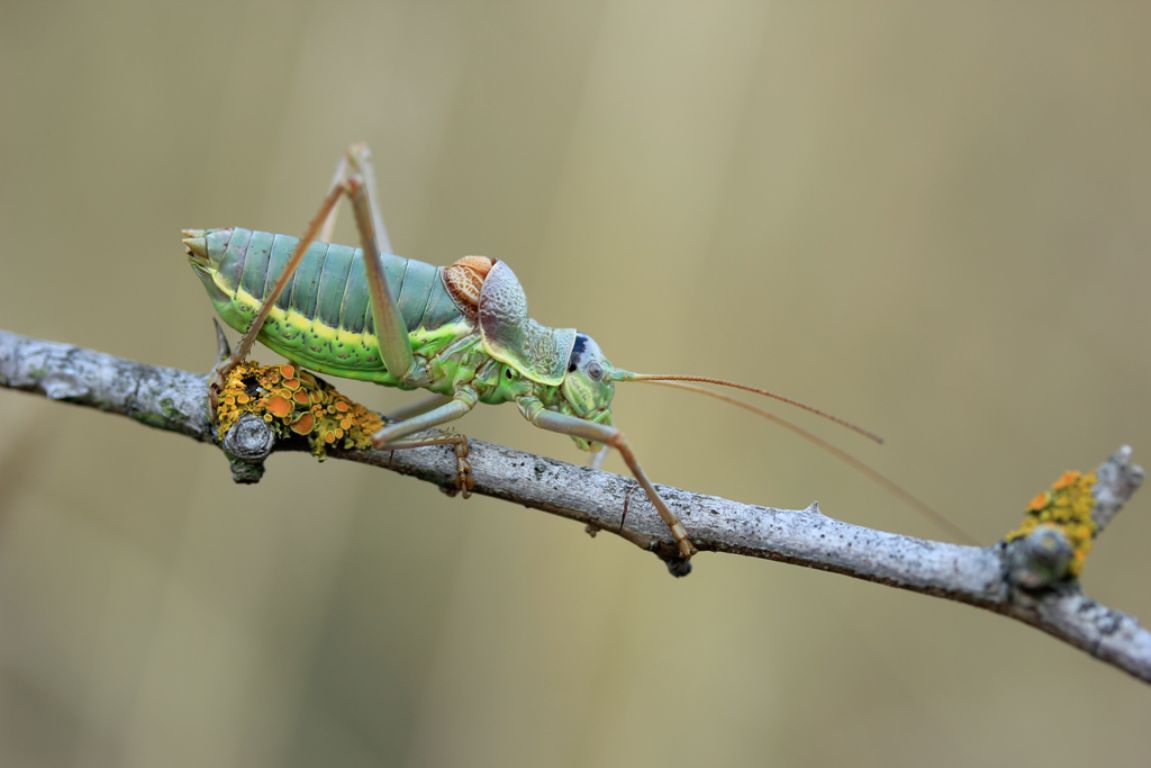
620;373;884;444
638;379;976;545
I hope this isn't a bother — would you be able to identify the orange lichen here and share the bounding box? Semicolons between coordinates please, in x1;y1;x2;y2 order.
266;395;293;418
215;361;384;457
1026;491;1050;513
291;412;315;435
1006;469;1097;577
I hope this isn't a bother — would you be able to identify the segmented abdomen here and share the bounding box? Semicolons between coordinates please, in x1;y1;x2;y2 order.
203;227;466;377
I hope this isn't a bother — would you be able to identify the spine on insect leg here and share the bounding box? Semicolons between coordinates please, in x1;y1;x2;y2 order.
185;227;470;380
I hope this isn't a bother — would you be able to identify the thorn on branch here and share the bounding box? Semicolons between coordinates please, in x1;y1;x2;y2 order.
213;319;232;364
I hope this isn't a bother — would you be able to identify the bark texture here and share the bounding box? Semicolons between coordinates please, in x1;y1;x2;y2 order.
1;329;1148;683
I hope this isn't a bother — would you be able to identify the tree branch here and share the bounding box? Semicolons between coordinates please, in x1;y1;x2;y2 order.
1;329;1148;683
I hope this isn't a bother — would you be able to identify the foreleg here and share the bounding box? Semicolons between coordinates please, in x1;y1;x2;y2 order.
517;398;696;561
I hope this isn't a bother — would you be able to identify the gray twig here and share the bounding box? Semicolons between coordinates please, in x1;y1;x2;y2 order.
1;329;1148;683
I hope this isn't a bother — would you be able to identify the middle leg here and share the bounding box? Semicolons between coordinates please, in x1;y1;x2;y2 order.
373;389;480;497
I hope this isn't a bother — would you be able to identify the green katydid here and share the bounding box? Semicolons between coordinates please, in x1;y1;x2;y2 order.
187;143;936;572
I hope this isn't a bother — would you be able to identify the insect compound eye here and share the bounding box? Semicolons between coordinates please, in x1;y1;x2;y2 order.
586;362;603;382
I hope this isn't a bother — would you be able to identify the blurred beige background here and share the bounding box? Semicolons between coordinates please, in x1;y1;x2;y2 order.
2;1;1150;766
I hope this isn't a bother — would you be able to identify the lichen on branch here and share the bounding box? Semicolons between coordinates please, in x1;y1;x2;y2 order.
215;361;383;457
1007;470;1098;579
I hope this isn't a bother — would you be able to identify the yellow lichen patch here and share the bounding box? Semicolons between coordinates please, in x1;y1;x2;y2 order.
1006;469;1098;577
215;361;384;457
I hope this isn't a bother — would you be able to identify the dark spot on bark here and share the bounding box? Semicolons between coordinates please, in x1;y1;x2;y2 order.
1096;611;1121;635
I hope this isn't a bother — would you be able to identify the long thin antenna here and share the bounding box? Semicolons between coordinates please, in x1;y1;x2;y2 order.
640;379;977;544
623;373;884;444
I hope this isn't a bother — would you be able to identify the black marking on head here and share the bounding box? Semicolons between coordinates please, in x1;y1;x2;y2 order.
568;333;590;372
